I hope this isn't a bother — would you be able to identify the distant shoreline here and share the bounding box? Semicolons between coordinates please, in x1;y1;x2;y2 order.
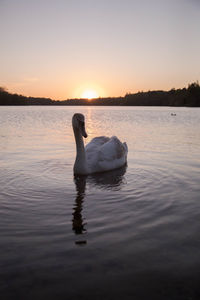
0;82;200;107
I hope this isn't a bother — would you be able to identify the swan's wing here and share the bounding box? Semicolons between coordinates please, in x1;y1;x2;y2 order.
85;136;128;173
85;136;110;166
99;136;127;161
97;136;128;172
85;136;110;152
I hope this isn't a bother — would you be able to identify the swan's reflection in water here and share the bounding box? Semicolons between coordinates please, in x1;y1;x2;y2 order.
72;165;127;245
72;175;87;236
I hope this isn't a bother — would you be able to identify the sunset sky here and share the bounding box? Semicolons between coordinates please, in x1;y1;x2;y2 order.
1;0;200;100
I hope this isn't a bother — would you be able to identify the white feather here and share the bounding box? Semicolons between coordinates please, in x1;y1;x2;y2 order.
86;136;128;173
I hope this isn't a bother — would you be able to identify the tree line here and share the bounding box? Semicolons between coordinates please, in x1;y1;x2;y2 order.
0;82;200;106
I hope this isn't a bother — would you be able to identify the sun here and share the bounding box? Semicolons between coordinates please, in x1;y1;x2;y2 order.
81;89;99;99
74;84;105;99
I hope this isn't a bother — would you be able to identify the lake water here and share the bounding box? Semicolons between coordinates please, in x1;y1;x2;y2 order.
0;106;200;300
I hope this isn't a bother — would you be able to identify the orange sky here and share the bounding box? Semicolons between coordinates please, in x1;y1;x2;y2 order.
1;0;200;100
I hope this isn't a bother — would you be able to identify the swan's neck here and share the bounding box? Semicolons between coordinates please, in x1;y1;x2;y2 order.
73;127;88;174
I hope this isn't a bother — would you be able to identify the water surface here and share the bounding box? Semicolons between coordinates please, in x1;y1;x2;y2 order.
1;106;200;299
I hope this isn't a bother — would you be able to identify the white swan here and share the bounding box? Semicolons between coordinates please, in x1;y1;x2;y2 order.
72;113;128;175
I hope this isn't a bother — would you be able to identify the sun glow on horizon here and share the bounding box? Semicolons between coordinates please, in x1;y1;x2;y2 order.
81;89;99;99
74;84;106;99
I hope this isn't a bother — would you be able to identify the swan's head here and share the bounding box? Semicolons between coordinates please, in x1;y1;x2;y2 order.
72;113;88;138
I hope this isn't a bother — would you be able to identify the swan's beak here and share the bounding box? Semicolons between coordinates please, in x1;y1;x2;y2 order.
81;122;88;138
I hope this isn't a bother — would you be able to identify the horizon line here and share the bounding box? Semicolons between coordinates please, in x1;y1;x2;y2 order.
1;81;199;101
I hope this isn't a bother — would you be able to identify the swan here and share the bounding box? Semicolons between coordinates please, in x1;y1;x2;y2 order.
72;113;128;175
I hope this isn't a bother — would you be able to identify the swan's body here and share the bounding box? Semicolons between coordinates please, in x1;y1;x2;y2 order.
72;113;128;175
